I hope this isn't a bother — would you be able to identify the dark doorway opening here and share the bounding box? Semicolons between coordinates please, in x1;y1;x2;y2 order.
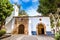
41;28;44;34
18;24;24;34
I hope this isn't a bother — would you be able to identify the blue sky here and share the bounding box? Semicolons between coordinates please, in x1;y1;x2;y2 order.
10;0;41;16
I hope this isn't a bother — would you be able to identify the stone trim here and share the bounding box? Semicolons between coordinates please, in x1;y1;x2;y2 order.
11;17;28;35
36;23;46;35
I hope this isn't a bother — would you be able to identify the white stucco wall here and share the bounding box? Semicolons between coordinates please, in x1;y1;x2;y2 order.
13;4;19;16
41;17;51;31
28;19;32;35
28;17;51;35
5;18;15;33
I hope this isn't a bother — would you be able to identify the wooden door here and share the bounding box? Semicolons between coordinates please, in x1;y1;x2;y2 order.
18;24;24;34
38;24;44;35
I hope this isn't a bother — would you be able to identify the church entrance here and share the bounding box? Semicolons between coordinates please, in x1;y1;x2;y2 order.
18;24;24;34
37;24;45;35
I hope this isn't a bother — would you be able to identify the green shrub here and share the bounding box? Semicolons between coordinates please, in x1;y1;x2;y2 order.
55;31;60;40
0;29;6;37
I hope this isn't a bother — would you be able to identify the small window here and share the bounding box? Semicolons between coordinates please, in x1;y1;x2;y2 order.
21;18;23;21
39;18;42;21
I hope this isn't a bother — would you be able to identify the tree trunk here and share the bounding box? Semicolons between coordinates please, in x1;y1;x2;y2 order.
0;26;1;30
0;21;5;30
0;24;2;30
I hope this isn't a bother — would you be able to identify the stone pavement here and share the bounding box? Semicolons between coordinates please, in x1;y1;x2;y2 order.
21;36;38;40
36;35;55;40
1;35;55;40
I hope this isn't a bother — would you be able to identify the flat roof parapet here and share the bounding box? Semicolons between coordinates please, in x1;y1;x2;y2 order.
13;16;49;18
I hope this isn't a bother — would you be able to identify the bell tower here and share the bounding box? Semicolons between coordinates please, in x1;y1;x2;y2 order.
13;4;19;16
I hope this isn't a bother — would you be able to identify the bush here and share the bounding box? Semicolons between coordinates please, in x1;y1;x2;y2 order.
55;31;60;40
0;29;6;37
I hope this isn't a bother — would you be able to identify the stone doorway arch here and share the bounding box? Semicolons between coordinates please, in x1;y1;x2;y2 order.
18;24;25;34
37;23;46;35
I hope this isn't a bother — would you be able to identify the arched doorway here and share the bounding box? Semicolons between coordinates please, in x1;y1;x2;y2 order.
18;24;25;34
37;23;45;35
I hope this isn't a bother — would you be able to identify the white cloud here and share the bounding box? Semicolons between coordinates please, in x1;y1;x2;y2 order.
26;7;41;16
22;0;30;2
12;0;18;3
26;5;38;10
32;0;38;2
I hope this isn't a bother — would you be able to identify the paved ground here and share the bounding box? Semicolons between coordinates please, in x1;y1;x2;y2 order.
1;35;55;40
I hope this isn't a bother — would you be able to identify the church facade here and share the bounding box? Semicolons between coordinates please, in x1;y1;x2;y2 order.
5;4;53;35
5;16;52;35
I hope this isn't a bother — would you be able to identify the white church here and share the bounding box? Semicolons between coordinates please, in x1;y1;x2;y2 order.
5;4;53;35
